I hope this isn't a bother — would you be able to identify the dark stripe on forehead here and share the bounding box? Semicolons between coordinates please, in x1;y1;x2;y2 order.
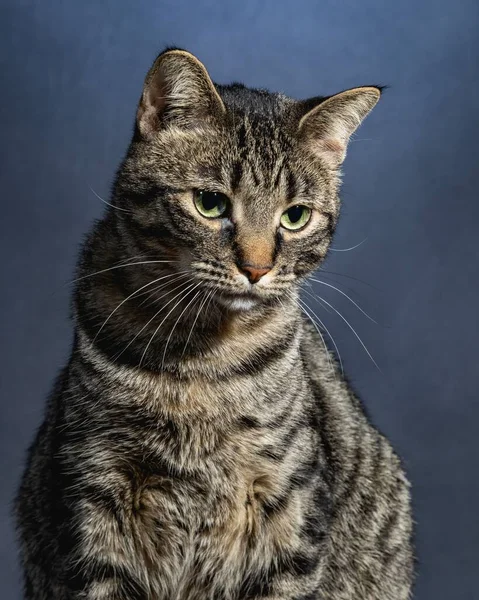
230;160;243;192
236;121;247;152
197;164;222;183
273;161;284;190
286;170;297;201
247;159;261;187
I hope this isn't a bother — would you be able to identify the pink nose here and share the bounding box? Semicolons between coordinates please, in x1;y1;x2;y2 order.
238;263;272;283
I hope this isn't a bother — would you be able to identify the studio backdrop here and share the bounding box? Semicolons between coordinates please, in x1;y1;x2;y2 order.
1;1;478;598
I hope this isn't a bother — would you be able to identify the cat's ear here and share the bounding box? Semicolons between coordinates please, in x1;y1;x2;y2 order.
297;87;381;168
136;48;226;138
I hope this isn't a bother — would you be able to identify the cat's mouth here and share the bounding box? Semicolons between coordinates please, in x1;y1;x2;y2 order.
188;262;287;311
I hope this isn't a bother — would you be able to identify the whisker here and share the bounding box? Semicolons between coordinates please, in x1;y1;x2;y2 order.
139;282;202;368
349;137;373;143
301;283;334;315
311;274;360;299
329;238;368;252
115;253;156;265
297;300;333;373
309;277;377;323
136;276;198;315
296;295;341;376
203;287;218;325
317;268;381;291
93;271;191;343
67;260;180;286
161;287;204;368
113;279;195;364
181;289;214;359
290;293;334;374
313;292;380;371
136;272;193;308
88;186;132;214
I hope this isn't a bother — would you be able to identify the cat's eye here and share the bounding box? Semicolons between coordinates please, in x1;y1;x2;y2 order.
280;205;312;231
194;190;229;219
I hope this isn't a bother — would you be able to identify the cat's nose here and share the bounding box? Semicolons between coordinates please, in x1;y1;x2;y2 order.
238;263;272;284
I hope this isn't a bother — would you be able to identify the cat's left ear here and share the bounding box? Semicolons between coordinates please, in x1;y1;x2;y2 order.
297;87;381;168
136;48;226;138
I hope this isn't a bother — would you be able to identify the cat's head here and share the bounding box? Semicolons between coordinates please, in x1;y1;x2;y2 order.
114;48;380;312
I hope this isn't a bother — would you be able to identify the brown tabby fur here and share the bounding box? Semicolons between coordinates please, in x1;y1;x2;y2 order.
15;48;414;599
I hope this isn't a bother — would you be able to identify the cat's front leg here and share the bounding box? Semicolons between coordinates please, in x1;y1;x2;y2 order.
58;557;146;600
54;490;149;600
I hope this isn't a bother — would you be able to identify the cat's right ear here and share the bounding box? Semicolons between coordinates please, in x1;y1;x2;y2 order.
136;49;226;138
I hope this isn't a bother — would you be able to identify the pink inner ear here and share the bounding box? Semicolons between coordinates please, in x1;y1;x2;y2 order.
137;100;159;137
316;138;344;154
308;137;346;168
137;73;168;137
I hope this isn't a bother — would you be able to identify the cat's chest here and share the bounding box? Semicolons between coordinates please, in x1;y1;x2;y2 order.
136;425;297;529
132;426;304;597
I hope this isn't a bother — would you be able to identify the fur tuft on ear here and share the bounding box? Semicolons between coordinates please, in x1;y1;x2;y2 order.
298;86;381;168
136;49;226;138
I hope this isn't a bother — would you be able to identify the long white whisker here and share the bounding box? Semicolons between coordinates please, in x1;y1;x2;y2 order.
297;296;343;375
139;282;201;368
319;268;380;291
203;288;218;327
329;238;368;252
295;297;334;375
88;186;132;214
93;271;191;343
309;277;377;323
161;287;203;368
114;279;196;363
136;272;192;307
349;137;373;143
301;283;333;315
313;293;380;371
67;260;180;285
181;289;213;359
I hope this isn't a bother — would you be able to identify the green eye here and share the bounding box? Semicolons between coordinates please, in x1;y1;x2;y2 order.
194;190;229;218
280;205;312;231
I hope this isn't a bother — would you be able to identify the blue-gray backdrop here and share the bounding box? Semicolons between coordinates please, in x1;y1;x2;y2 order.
1;1;478;598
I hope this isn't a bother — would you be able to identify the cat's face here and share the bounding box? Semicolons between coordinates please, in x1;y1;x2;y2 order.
114;49;380;311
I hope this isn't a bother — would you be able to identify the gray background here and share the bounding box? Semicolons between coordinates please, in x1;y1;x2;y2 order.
1;0;478;598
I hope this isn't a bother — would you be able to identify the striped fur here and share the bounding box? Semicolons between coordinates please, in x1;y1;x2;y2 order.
15;49;413;599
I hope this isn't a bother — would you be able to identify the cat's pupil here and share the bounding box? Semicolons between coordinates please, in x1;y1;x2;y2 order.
288;206;303;223
202;192;220;211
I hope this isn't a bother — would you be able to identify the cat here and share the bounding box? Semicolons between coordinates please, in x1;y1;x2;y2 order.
15;48;414;599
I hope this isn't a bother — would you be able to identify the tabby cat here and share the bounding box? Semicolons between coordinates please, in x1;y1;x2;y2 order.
15;48;414;599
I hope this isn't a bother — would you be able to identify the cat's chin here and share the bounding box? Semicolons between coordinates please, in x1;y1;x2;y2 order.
215;293;259;312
